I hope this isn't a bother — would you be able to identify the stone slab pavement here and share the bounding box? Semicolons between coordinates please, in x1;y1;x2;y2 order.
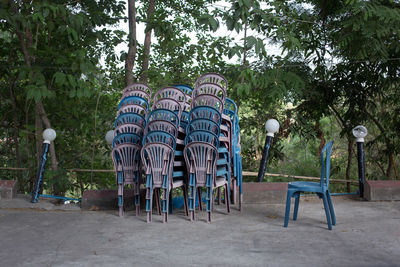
0;195;399;267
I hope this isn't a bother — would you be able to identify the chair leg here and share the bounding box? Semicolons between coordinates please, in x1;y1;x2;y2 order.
293;192;300;221
327;191;336;226
197;187;203;211
190;185;196;222
117;172;124;217
155;188;161;215
322;192;333;230
182;186;189;217
146;188;153;223
284;190;292;227
224;184;230;214
134;172;140;216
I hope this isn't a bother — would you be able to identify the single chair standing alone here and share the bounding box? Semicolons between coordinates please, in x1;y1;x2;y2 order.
284;141;336;230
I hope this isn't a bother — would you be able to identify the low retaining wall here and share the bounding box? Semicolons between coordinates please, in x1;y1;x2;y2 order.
243;182;288;204
0;180;17;199
365;180;400;201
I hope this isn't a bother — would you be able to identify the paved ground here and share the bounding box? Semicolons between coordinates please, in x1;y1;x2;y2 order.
0;195;399;267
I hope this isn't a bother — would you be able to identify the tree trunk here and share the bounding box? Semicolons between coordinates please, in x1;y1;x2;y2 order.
345;135;354;193
386;151;394;179
139;0;156;83
125;0;137;86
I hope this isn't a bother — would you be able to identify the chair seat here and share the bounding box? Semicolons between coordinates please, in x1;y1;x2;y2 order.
172;179;184;188
288;181;327;192
215;177;227;187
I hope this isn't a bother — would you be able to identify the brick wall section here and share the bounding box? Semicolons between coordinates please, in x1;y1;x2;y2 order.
365;180;400;201
0;180;17;199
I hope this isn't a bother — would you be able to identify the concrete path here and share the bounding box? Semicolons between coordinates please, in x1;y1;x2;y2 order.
0;196;399;266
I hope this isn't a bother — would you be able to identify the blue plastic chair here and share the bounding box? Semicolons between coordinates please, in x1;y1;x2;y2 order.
112;133;142;147
114;112;146;128
142;130;176;149
190;106;222;124
146;109;180;128
284;141;336;230
118;96;149;111
174;84;193;95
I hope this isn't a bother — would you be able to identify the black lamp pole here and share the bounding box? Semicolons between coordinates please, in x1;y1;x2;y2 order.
257;134;273;182
356;141;365;198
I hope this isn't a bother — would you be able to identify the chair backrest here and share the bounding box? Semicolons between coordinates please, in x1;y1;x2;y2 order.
187;118;220;136
143;130;176;149
152;87;186;105
122;83;152;97
114;112;146;128
195;73;228;91
174;84;193;96
190;106;222;124
146;109;180;127
118;96;149;111
141;142;174;187
112;144;142;183
224;98;237;114
117;104;147;118
191;94;224;113
145;120;178;137
185;130;219;147
183;142;218;187
193;83;226;103
152;98;182;118
180;111;190;128
320;141;334;187
114;123;144;137
121;89;151;102
112;133;142;147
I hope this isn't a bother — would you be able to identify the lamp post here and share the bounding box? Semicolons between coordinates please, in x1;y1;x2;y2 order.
257;119;279;182
105;130;114;145
31;128;57;203
352;125;368;198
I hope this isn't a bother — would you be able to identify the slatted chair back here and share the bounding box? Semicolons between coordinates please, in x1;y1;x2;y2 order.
114;123;144;137
122;83;152;97
193;83;226;103
112;144;141;184
114;112;146;128
195;73;228;91
190;106;221;124
152;87;186;105
146;109;180;128
187;118;220;136
174;84;193;96
191;94;224;113
117;104;147;118
118;96;149;111
121;89;151;102
183;142;218;187
185;130;219;147
143;130;176;149
180;111;190;128
224;98;237;114
112;133;142;147
141;142;174;187
320;140;334;187
152;98;182;118
145;120;178;137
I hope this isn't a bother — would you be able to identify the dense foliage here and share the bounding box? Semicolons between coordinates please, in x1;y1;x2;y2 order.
1;0;399;197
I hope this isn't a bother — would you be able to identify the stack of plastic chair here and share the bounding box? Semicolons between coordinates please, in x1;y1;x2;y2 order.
184;74;231;223
174;84;193;129
223;98;243;210
141;87;188;223
111;83;151;217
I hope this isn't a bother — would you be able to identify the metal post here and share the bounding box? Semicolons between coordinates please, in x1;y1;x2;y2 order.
356;141;365;198
257;135;273;182
31;142;50;203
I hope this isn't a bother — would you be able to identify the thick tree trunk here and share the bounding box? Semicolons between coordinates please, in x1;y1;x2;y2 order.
139;0;156;83
386;151;395;179
10;81;23;191
125;0;137;86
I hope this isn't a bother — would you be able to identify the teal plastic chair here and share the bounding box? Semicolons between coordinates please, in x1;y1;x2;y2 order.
284;141;336;230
